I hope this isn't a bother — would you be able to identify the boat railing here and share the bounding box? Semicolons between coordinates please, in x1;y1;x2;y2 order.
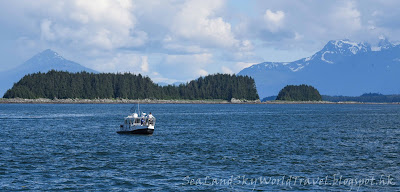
148;117;156;126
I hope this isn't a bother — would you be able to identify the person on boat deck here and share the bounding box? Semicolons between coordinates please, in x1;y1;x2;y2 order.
148;112;153;118
141;118;144;125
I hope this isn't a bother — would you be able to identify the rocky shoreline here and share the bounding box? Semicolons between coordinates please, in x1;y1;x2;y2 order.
0;98;399;104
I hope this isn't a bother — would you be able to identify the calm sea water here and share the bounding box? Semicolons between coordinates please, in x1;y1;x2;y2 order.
0;104;399;191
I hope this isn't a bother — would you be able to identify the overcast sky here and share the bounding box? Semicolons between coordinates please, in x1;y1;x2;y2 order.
1;0;400;83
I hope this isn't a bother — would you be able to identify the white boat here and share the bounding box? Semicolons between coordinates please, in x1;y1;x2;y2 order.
117;105;156;135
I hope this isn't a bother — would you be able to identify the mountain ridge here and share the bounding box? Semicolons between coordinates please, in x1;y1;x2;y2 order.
13;49;96;74
0;49;96;95
238;39;400;98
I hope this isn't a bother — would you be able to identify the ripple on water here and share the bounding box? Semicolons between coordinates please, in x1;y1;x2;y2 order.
0;104;399;191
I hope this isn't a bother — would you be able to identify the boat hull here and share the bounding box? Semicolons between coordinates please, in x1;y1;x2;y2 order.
117;128;154;135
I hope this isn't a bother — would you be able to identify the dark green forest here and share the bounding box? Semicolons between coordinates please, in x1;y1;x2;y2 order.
276;84;322;101
3;70;259;100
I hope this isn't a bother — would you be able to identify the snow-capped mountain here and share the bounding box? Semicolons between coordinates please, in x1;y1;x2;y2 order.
238;39;400;98
0;49;96;96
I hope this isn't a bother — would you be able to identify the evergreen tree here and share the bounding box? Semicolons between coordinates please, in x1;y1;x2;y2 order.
3;70;260;101
276;84;322;101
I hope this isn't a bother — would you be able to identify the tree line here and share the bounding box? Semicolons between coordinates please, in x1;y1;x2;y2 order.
322;93;400;103
3;70;259;101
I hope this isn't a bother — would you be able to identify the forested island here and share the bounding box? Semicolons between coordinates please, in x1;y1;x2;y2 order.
3;70;259;101
263;90;400;103
276;84;322;101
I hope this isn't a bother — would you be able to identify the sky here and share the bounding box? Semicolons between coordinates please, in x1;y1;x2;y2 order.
1;0;400;83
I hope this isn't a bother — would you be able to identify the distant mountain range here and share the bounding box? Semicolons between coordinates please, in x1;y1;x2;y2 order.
3;39;400;99
0;49;96;95
157;82;186;86
261;93;400;103
238;39;400;98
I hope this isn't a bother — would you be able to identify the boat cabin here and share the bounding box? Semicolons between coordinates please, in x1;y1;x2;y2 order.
119;112;156;132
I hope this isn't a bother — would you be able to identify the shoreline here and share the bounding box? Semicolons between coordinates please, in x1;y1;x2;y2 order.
0;98;399;105
263;100;400;105
0;98;253;104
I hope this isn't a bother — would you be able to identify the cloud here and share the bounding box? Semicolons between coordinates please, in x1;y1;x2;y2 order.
154;0;254;60
40;19;56;41
233;0;400;60
330;2;361;33
221;66;233;74
264;9;285;32
153;53;214;81
169;0;237;48
294;32;303;41
3;0;400;83
140;56;149;73
198;69;208;76
35;0;146;51
216;62;258;75
235;62;258;71
89;52;149;74
165;53;213;66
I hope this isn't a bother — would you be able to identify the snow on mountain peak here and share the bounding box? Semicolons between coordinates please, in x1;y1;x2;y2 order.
289;64;304;72
238;38;400;98
324;39;370;55
371;38;396;51
316;40;371;64
378;38;394;50
321;51;334;64
242;38;399;75
39;49;65;61
264;63;280;69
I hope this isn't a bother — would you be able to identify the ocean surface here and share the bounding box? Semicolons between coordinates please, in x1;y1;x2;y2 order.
0;104;399;191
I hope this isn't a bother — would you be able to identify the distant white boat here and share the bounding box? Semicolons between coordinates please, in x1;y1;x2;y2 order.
117;105;155;135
